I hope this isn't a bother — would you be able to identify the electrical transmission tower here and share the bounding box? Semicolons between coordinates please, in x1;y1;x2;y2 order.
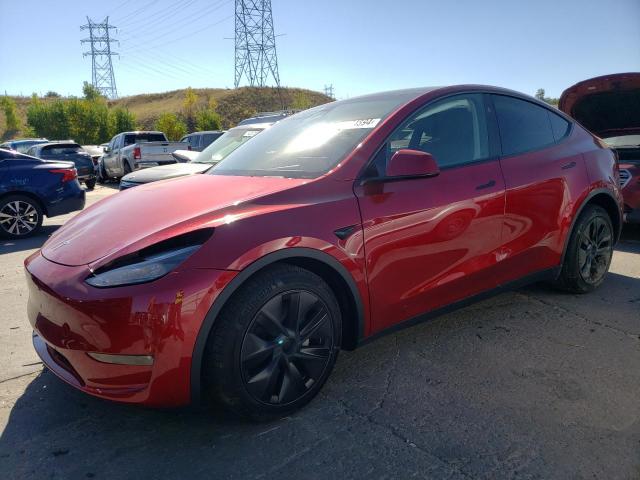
234;0;281;88
324;84;335;99
81;17;118;99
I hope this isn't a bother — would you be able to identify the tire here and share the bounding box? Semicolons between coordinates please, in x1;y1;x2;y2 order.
555;204;614;293
203;264;342;421
123;162;132;175
0;194;44;239
85;179;96;191
97;163;107;184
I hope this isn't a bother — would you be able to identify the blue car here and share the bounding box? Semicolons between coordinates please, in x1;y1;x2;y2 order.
0;149;85;239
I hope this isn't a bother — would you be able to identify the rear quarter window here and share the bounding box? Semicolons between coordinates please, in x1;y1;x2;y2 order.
492;95;556;156
548;111;571;141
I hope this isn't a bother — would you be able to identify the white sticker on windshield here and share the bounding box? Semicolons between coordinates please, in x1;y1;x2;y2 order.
336;118;381;130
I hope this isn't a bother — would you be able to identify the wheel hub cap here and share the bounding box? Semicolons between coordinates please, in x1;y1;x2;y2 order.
240;290;334;406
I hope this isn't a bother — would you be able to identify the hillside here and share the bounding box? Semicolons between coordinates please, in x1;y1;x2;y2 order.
2;86;333;138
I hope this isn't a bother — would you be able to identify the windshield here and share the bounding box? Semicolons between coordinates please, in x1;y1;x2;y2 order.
603;135;640;148
193;127;265;164
209;94;416;179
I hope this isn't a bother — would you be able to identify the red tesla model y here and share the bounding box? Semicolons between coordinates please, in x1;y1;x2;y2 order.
25;85;623;419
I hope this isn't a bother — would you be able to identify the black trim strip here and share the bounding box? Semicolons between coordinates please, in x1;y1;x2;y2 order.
358;267;560;347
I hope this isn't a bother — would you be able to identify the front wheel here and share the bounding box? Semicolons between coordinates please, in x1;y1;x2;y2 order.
555;204;614;293
203;264;342;421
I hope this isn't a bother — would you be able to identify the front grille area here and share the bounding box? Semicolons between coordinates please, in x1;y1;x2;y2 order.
619;169;631;189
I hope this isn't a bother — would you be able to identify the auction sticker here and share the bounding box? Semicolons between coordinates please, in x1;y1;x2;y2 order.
336;118;381;130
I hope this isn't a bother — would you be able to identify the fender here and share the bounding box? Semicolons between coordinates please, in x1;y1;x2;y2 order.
559;187;623;268
189;247;366;404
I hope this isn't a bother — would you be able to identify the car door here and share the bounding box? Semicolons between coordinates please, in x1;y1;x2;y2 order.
489;94;588;284
103;136;118;176
354;93;506;334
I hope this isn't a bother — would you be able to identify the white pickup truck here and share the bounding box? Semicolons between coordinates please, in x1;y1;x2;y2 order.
100;131;185;180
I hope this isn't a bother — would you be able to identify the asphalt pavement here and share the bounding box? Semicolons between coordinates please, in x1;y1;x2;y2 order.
1;184;639;479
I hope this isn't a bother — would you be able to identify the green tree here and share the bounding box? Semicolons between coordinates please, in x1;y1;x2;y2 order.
44;91;61;98
535;88;560;106
109;107;137;137
0;97;21;138
195;109;222;131
82;81;104;101
155;112;187;140
183;87;198;132
27;96;71;140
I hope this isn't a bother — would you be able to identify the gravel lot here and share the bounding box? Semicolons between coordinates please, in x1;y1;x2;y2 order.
1;185;639;479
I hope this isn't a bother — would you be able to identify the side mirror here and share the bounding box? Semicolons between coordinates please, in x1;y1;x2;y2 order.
386;149;440;178
103;146;110;153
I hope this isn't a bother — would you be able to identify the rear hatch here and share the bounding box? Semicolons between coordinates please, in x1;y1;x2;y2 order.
559;72;640;140
40;144;94;176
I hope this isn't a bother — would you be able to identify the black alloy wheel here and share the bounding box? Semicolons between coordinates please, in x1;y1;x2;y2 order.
555;204;614;293
240;290;334;406
204;264;341;420
577;215;613;285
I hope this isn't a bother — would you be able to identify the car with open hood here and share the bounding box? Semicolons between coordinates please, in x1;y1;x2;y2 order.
25;85;622;419
560;72;640;223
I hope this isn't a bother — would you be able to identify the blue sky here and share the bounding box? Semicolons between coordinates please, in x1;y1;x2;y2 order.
1;0;639;99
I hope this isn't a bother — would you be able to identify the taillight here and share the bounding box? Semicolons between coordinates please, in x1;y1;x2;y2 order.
133;146;141;160
49;168;77;183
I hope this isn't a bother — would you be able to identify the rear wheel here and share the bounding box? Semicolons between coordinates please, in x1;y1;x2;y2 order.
556;205;614;293
84;179;96;191
123;162;132;175
204;264;341;421
0;195;43;239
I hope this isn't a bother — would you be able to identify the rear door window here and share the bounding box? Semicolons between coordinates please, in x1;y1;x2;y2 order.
492;95;556;155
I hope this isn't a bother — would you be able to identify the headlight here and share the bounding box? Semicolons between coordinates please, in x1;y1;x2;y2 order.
86;229;213;288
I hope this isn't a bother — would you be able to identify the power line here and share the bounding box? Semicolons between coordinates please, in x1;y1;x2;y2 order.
234;0;281;88
81;16;119;99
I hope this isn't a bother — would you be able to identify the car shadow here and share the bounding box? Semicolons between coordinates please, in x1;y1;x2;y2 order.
0;225;63;255
2;270;639;478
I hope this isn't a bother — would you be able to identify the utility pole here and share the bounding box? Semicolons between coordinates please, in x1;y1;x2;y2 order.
234;0;281;88
324;84;335;99
81;17;118;99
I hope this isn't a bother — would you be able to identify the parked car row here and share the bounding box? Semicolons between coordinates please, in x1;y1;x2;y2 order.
22;82;630;421
0;148;85;238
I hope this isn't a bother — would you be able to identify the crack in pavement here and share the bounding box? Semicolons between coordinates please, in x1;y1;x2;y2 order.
336;400;474;480
0;369;42;385
516;292;639;340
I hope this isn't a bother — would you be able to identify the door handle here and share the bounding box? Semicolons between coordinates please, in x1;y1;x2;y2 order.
475;180;496;190
561;161;576;170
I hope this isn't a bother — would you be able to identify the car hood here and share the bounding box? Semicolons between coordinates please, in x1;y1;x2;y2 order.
41;173;307;267
123;162;211;183
559;72;640;138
